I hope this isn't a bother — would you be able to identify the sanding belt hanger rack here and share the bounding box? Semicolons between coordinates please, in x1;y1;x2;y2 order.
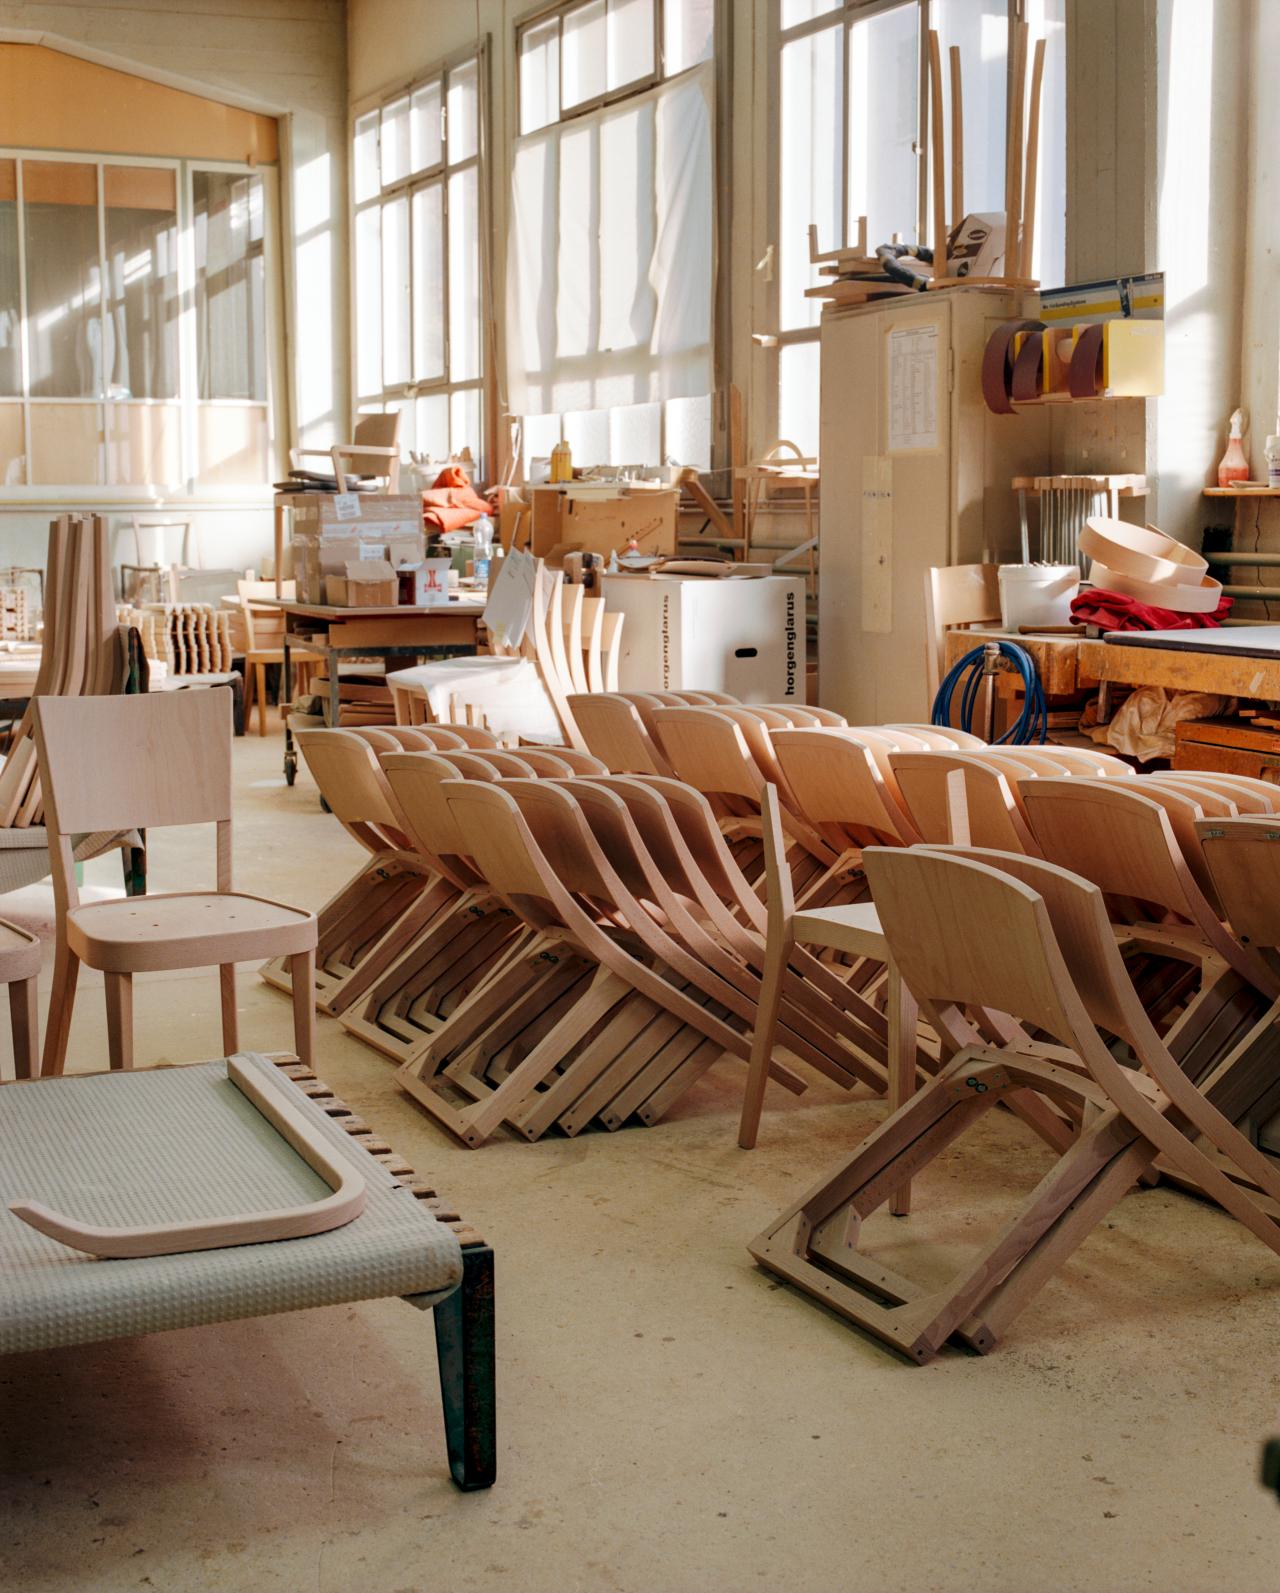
1010;474;1148;573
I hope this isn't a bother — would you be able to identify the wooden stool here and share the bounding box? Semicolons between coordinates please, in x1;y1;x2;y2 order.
0;918;41;1079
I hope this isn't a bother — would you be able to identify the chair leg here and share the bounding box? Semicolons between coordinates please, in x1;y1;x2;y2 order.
41;943;81;1077
290;949;316;1069
888;962;919;1218
8;976;38;1080
104;972;134;1071
219;963;239;1054
432;1244;497;1490
739;935;788;1151
256;663;269;736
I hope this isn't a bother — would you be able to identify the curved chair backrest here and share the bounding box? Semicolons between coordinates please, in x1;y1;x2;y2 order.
295;728;408;846
652;706;765;804
1197;817;1280;956
884;724;987;750
888;750;1035;852
772;728;921;847
568;693;672;776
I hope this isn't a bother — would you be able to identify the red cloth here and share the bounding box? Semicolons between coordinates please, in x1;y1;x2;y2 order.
421;465;491;533
1070;587;1233;632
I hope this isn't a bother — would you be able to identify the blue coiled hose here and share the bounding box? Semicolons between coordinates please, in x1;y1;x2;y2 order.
930;640;1047;745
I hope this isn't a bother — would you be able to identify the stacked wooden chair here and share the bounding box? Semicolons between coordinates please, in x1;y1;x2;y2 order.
0;514;137;895
750;840;1280;1362
388;559;624;751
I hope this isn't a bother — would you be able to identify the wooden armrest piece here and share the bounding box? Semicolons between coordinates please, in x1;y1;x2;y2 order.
8;1056;366;1259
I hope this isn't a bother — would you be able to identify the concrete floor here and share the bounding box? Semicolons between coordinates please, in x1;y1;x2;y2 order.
3;735;1279;1592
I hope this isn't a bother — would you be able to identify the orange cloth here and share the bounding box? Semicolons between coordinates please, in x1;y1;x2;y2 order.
421;466;491;533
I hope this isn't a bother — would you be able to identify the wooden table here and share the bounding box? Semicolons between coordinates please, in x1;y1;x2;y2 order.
274;598;486;784
944;626;1280;725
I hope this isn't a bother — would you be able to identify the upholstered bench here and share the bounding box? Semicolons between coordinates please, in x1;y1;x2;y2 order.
0;1052;495;1489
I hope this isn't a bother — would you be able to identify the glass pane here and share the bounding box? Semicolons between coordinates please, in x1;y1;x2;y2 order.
664;0;714;74
848;3;920;253
609;400;660;466
29;402;102;484
664;394;710;470
193;170;267;402
450;387;481;462
564;0;607;108
779;27;843;332
354;204;382;397
380;95;410;186
23;162;102;399
353;112;380;203
520;17;561;133
448;166;481;382
198;403;269;486
446;57;479;165
608;0;655;90
381;194;410;388
412;182;445;382
781;0;840;28
0;402;25;486
415;392;450;462
1026;0;1066;286
564;407;609;468
104;401;181;485
933;0;1007;217
103;166;179;401
0;162;18;397
521;412;561;479
410;80;443;172
779;340;820;460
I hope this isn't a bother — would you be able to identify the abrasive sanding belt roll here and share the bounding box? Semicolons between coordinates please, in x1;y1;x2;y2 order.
1010;331;1046;402
1068;322;1106;398
981;319;1046;414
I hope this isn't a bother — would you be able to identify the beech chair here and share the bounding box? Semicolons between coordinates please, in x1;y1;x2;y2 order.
34;691;318;1076
890;749;1037;852
751;845;1280;1362
568;693;674;775
293;410;402;492
922;565;1001;702
884;723;988;750
233;578;323;736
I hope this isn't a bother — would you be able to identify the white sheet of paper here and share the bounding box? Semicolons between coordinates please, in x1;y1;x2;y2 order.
332;492;361;520
887;324;939;453
483;551;536;649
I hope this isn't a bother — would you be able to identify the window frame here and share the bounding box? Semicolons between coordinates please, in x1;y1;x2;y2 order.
0;145;281;502
512;0;718;475
348;41;491;473
766;0;1055;454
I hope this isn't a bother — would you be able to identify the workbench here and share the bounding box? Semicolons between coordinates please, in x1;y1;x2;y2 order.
274;598;486;784
943;626;1280;727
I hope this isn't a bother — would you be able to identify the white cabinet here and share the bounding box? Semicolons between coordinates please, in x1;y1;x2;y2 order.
818;289;1050;723
601;573;806;701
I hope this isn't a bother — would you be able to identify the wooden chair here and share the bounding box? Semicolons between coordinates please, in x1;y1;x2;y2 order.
233;578;323;736
293;410;402;492
883;723;988;750
264;728;456;1016
751;845;1280;1362
0;918;40;1079
34;691;318;1077
739;787;920;1200
922;565;1001;702
890;749;1037;852
567;694;674;776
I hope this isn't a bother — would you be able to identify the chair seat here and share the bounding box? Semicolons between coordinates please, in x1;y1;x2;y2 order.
0;917;41;981
68;892;317;973
793;900;887;960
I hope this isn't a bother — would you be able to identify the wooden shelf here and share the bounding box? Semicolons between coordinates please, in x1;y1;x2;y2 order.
1203;486;1280;498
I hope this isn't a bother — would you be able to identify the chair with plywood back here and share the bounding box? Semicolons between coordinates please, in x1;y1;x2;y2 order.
292;410;402;493
261;727;457;1016
922;565;1001;704
884;723;988;750
889;749;1038;853
34;690;317;1078
750;844;1280;1363
567;693;675;776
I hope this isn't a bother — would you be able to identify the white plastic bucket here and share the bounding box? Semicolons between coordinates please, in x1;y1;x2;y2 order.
998;563;1080;631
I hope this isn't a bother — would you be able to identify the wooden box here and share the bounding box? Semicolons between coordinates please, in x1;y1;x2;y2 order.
1173;718;1280;782
529;487;678;562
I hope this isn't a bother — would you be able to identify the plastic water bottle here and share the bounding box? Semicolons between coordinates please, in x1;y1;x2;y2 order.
473;515;494;583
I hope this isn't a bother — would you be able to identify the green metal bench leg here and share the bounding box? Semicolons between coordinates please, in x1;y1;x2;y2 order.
433;1244;496;1490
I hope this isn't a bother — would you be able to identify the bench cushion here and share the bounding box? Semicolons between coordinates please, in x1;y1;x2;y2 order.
0;1053;462;1355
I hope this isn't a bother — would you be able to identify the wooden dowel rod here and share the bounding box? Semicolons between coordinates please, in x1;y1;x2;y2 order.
1005;21;1028;281
928;29;948;281
1020;37;1047;280
949;45;964;235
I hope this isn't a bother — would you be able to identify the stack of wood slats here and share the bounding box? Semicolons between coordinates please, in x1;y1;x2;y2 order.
0;514;122;828
301;675;396;727
131;604;235;675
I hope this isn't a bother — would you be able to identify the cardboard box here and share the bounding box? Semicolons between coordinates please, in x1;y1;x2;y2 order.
284;490;422;539
337;559;398;608
529;487;678;561
600;573;806;701
295;530;426;604
397;557;453;606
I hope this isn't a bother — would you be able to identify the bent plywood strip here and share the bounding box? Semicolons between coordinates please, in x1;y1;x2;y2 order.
9;1055;366;1258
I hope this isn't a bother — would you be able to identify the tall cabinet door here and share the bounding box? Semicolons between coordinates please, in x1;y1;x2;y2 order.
819;296;952;724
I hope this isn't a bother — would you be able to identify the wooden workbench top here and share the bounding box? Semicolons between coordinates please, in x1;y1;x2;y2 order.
275;598;487;619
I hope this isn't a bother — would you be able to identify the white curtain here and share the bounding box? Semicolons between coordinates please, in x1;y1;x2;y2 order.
506;62;714;417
